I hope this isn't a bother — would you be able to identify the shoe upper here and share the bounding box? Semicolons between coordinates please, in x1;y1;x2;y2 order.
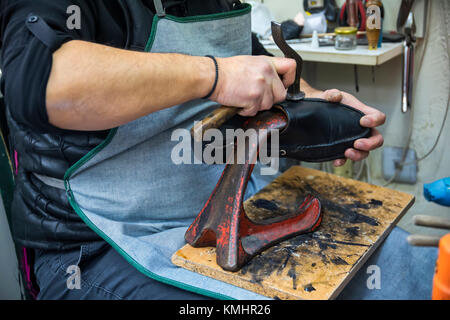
276;98;371;162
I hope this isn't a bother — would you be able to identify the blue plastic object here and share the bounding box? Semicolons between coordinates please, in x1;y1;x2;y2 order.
423;178;450;207
378;19;383;48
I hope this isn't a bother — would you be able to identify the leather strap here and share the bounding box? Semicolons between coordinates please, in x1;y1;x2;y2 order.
33;173;66;190
153;0;166;17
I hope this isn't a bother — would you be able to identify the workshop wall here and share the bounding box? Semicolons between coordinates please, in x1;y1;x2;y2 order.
249;0;450;237
250;0;424;36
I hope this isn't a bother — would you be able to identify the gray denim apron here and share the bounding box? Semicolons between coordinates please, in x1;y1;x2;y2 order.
64;3;269;299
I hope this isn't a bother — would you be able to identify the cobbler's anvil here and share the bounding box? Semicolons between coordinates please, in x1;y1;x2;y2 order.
185;110;323;272
185;22;324;272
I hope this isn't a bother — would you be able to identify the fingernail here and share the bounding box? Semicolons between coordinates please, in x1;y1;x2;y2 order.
361;117;371;127
355;141;364;149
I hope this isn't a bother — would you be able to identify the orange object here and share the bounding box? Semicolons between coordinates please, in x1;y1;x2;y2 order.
432;233;450;300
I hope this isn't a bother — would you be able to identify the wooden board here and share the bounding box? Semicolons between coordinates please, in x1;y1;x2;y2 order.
172;166;414;300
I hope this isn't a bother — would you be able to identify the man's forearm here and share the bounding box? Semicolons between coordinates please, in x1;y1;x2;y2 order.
46;40;215;131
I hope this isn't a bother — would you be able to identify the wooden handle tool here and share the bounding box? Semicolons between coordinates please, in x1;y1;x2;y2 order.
407;234;442;247
191;106;238;141
413;215;450;230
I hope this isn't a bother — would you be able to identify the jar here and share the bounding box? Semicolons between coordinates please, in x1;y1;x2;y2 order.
334;27;358;50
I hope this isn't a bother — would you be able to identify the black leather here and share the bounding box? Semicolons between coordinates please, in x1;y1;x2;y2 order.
6;108;105;250
212;98;371;163
277;98;371;162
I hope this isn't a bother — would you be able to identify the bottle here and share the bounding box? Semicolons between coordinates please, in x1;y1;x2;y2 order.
365;0;382;50
311;30;319;49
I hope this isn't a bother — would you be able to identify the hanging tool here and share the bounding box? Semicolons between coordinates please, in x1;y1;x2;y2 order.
396;0;415;31
338;0;366;31
400;12;416;113
354;65;359;92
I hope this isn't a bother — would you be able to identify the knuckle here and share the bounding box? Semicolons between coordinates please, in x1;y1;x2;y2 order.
327;88;338;94
239;108;252;117
353;152;363;161
248;89;261;100
262;62;273;73
262;100;273;110
245;107;258;117
289;58;297;68
255;75;266;85
275;90;287;103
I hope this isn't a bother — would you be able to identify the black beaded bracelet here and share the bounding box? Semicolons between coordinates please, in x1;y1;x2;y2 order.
203;55;219;100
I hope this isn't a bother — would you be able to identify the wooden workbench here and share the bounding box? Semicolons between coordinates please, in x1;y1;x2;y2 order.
172;166;414;300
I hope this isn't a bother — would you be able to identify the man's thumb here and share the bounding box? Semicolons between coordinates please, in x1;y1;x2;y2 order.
271;57;296;88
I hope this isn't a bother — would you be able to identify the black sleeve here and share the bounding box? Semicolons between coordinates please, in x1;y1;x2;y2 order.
251;33;273;56
0;0;97;133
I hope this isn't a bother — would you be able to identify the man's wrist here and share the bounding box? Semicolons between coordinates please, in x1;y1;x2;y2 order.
196;56;218;99
202;56;219;99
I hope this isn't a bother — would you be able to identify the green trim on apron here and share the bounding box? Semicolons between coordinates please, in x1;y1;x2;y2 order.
63;101;233;300
64;129;118;185
63;5;256;300
64;133;233;300
144;3;251;52
65;181;233;300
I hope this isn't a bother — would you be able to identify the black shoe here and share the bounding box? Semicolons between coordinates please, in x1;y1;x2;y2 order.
276;98;371;162
199;99;371;163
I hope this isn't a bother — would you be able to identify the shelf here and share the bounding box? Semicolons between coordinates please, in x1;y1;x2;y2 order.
263;41;403;66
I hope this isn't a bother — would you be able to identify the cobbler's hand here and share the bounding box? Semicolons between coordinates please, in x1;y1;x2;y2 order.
306;89;386;167
211;56;296;117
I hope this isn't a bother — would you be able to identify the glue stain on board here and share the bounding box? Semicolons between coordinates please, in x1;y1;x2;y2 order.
238;172;385;293
304;284;316;292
